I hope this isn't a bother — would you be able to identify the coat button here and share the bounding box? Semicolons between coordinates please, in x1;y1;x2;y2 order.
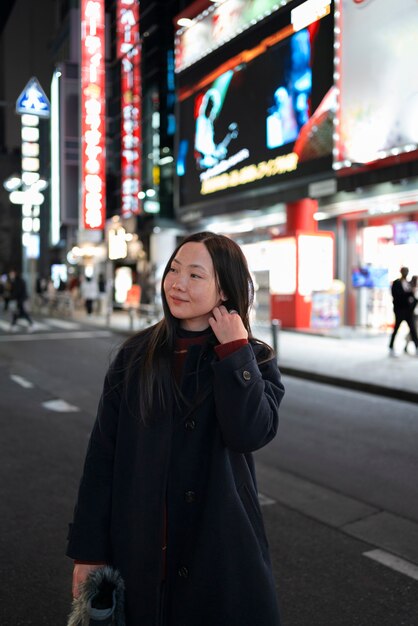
185;419;196;430
184;490;196;503
242;370;251;381
178;566;189;579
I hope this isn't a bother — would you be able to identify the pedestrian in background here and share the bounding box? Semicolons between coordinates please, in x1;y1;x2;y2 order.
68;274;81;311
404;275;418;354
35;275;48;310
1;273;12;312
67;232;285;626
46;278;56;311
97;272;107;315
81;275;98;316
9;270;34;332
389;266;418;357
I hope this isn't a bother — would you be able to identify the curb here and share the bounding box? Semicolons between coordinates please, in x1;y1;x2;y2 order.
53;317;418;405
280;366;418;405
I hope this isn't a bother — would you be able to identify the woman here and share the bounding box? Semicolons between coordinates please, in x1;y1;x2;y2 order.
67;232;285;625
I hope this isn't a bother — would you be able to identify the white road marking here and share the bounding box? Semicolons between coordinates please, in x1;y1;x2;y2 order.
42;399;80;412
258;493;276;506
363;549;418;582
0;330;112;342
10;374;34;389
43;318;81;330
31;321;51;330
0;320;51;331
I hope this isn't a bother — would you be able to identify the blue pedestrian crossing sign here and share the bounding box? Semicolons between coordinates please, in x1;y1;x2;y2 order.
16;77;50;118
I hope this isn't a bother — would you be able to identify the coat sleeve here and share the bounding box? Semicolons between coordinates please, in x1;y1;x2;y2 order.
66;351;124;562
211;342;285;453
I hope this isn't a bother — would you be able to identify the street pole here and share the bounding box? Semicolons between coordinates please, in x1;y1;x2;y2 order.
271;318;281;359
15;77;50;302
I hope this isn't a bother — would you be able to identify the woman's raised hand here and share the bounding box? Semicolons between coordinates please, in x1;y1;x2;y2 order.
209;306;248;344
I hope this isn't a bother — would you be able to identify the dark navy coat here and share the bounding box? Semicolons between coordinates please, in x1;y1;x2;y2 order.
67;330;285;626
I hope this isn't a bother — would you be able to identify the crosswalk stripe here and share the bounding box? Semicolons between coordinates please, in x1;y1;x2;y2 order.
0;330;112;342
43;318;81;330
32;321;50;330
0;319;50;331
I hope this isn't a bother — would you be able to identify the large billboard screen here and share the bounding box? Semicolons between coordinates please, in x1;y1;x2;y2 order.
176;3;334;212
334;0;418;170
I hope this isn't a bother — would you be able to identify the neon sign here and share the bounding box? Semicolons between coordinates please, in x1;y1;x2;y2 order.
81;0;106;229
117;0;141;217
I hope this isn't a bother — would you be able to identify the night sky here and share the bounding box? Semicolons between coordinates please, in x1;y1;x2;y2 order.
1;0;56;151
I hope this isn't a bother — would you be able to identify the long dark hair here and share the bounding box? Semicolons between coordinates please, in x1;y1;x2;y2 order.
124;232;273;420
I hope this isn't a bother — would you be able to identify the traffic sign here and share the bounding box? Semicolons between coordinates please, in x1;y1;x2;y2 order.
16;77;50;118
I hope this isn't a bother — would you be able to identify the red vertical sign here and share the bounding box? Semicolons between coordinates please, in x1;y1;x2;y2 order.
117;0;142;217
81;0;106;229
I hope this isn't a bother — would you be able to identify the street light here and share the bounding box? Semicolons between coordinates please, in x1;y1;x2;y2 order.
9;188;45;206
12;76;50;297
2;170;49;298
3;174;22;192
31;178;48;192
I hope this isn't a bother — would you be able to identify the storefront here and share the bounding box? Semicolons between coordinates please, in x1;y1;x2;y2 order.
329;0;418;329
173;0;418;330
316;181;418;329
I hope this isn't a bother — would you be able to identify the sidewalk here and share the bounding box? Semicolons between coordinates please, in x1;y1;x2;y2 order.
72;309;418;404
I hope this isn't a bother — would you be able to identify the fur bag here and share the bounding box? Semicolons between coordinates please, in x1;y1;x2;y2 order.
67;566;125;626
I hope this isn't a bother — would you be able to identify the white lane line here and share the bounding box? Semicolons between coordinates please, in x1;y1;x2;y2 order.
10;374;34;389
0;330;112;342
363;549;418;582
258;493;276;506
43;318;81;330
42;399;80;412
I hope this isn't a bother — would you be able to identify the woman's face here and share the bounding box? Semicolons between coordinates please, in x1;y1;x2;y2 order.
164;242;224;331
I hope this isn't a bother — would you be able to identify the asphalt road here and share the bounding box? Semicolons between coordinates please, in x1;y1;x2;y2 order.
256;377;418;522
0;320;417;625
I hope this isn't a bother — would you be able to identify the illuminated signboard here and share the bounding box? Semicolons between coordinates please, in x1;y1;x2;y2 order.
393;221;418;246
176;2;334;211
117;0;142;217
81;0;106;230
108;226;128;260
334;0;418;170
14;77;50;259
